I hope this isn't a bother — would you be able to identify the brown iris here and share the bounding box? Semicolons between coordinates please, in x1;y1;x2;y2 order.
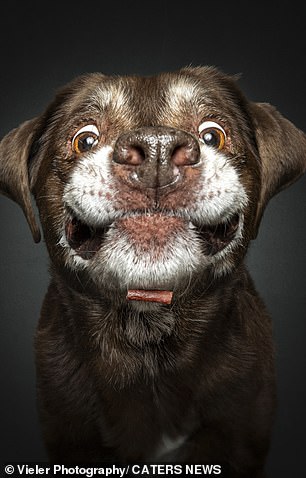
72;131;99;154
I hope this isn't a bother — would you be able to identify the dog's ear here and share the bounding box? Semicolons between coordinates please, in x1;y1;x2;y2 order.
250;102;306;238
0;118;41;242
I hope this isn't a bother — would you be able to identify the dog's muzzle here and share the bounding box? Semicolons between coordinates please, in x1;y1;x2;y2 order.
64;125;242;264
112;126;201;189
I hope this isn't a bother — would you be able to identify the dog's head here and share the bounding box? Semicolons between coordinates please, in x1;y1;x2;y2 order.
1;67;306;303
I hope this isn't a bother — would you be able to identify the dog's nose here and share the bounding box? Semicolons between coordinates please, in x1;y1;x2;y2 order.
112;126;200;188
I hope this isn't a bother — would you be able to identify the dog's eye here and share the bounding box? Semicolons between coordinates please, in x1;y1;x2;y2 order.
198;121;226;150
72;125;99;154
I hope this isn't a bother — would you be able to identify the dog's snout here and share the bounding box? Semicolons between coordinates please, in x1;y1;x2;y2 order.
112;127;200;188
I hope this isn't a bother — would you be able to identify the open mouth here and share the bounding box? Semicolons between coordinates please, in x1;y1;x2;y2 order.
65;216;110;260
65;212;240;260
196;213;240;255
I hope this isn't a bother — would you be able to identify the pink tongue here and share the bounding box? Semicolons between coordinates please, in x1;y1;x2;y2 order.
126;290;173;304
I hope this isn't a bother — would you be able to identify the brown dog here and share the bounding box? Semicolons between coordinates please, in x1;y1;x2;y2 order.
1;67;306;477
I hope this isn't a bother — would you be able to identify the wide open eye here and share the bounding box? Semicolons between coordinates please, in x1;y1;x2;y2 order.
198;121;226;150
72;124;99;154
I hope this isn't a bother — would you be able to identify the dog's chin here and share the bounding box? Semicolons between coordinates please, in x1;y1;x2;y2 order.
63;210;242;292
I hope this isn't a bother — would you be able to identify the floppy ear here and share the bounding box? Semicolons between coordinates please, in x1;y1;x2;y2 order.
0;118;41;242
250;102;306;238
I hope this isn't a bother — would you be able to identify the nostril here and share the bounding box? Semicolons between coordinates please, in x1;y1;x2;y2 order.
171;142;200;167
114;145;146;165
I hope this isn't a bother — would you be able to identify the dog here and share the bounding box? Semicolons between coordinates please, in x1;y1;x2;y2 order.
1;66;305;477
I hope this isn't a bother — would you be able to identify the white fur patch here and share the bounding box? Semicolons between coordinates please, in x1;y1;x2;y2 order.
94;223;203;290
63;145;118;227
166;78;199;111
93;82;130;115
190;145;248;223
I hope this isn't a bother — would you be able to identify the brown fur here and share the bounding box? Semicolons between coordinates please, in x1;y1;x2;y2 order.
1;67;306;477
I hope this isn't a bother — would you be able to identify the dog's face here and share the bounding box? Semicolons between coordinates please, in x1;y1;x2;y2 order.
39;68;257;294
1;67;305;303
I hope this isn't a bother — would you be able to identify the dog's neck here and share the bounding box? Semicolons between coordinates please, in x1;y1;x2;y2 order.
41;263;251;387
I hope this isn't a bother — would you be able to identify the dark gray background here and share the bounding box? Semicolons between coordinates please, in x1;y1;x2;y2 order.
0;1;305;476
